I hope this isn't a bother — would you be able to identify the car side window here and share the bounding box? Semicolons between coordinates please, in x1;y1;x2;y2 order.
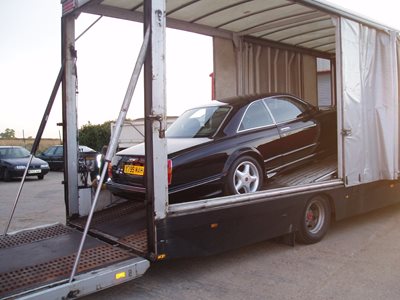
265;97;306;123
54;147;63;156
239;100;274;131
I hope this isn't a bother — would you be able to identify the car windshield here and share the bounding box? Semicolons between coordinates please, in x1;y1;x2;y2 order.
166;105;231;138
0;147;30;159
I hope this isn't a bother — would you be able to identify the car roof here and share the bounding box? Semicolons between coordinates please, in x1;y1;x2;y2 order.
79;145;97;153
182;93;309;113
46;145;97;153
0;146;24;149
218;93;301;105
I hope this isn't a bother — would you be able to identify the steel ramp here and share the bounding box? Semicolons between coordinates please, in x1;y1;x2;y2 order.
0;223;149;299
69;201;148;255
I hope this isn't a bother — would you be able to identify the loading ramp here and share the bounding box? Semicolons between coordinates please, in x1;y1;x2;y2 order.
69;201;148;256
0;224;149;299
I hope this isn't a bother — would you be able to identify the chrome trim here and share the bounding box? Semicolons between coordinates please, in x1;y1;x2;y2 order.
237;99;276;133
280;124;317;137
237;123;277;134
168;180;343;214
169;175;222;194
284;123;317;131
282;143;317;157
262;99;277;124
314;170;337;182
267;153;316;173
264;143;317;164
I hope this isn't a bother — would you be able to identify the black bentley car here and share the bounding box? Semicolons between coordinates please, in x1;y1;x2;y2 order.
108;94;336;203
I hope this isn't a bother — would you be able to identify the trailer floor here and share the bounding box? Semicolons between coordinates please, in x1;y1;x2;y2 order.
69;201;148;255
267;155;337;189
0;223;138;299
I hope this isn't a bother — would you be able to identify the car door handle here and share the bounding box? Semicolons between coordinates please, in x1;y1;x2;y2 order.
280;126;291;132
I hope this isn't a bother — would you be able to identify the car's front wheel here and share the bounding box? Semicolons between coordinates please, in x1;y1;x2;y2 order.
225;156;263;195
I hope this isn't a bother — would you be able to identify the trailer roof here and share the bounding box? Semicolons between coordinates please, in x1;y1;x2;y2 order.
72;0;398;56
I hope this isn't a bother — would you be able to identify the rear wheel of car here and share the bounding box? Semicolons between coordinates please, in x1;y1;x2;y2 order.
225;156;263;195
38;174;44;180
296;195;331;244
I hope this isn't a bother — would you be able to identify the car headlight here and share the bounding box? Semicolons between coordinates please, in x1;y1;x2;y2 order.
15;165;26;170
96;154;102;168
41;164;49;168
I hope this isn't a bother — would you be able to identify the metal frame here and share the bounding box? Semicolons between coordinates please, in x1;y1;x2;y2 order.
62;14;79;216
59;0;166;290
169;180;342;214
143;0;168;258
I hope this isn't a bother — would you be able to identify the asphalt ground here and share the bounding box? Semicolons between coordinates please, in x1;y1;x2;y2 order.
1;172;400;299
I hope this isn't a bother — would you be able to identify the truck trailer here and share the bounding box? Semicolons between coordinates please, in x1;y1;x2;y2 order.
1;0;400;299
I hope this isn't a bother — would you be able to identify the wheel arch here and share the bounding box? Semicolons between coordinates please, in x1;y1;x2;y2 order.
222;148;265;176
316;191;336;221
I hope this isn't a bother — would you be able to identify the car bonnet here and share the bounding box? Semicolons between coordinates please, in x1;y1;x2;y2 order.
116;138;211;157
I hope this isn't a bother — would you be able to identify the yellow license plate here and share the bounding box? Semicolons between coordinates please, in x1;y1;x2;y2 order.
124;164;144;176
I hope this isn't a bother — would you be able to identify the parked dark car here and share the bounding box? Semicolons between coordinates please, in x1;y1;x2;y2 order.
107;93;337;203
0;146;50;181
37;145;99;171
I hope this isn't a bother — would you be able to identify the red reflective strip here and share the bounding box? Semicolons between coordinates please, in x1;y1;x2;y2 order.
167;159;173;185
62;0;75;14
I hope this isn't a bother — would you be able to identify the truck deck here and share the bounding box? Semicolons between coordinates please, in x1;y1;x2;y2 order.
69;202;148;255
0;223;149;299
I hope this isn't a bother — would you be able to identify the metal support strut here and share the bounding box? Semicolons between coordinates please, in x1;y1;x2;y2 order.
3;63;65;236
69;26;151;283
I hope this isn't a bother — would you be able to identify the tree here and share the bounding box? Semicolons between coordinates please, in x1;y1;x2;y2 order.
0;128;16;139
79;121;112;151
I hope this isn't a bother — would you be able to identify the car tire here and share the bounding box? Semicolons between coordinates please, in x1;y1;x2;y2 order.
225;155;263;195
38;174;44;180
296;195;331;244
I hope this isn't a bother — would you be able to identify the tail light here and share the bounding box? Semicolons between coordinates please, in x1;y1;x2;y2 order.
167;159;173;185
107;162;113;179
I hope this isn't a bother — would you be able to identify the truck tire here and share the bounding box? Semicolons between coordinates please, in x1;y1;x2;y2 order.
296;195;331;244
225;155;263;195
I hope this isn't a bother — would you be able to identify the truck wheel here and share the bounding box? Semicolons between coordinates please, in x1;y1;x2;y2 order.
296;195;331;244
225;156;263;195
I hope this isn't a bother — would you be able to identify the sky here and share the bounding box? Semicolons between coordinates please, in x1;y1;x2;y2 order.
1;0;400;138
